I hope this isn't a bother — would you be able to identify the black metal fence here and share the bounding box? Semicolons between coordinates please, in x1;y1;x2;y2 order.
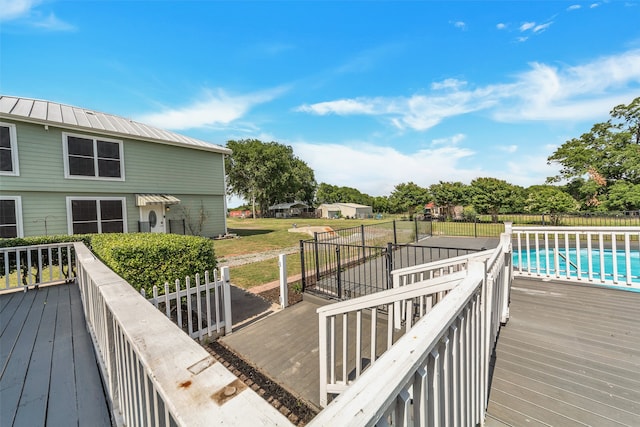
137;219;186;234
300;220;478;300
168;219;186;235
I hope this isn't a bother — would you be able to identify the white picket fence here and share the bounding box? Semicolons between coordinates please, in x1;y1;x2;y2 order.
142;267;233;340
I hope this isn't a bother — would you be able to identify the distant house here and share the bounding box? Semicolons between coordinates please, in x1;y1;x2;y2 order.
317;203;373;219
268;201;309;218
424;202;463;220
229;209;252;218
0;95;232;238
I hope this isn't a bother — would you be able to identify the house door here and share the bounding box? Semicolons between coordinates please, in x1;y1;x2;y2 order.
140;205;165;233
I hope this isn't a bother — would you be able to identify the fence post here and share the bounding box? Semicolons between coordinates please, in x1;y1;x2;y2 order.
300;240;307;292
361;224;366;264
314;232;321;284
279;254;288;309
414;218;419;243
336;246;342;299
385;242;394;290
474;216;478;238
221;266;233;335
393;220;398;245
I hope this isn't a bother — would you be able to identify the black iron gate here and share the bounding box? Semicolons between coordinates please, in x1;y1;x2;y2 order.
300;239;479;300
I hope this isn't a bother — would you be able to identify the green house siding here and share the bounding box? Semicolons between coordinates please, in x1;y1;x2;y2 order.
1;120;228;238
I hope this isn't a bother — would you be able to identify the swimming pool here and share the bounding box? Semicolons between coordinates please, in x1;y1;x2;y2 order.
513;248;640;284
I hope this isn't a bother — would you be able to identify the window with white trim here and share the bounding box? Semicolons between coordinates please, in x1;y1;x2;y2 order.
0;196;23;238
0;122;19;176
63;133;124;180
67;197;127;234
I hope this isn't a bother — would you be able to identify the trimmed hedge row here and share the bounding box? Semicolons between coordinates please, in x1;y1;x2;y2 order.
90;233;216;294
1;233;216;294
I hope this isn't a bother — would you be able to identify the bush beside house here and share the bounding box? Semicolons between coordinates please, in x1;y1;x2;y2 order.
90;233;216;294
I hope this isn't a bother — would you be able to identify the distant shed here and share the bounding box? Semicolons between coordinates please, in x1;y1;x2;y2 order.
317;203;373;219
268;202;309;218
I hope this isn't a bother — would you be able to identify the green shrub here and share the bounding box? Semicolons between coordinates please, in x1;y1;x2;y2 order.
90;233;216;294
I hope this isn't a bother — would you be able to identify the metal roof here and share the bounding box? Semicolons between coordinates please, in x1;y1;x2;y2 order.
268;201;309;210
0;95;231;155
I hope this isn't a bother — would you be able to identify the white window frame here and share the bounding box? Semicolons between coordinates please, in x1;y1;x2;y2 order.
66;196;128;234
0;195;24;238
62;132;125;181
0;122;19;176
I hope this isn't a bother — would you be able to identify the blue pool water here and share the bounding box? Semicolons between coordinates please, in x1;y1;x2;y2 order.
513;248;640;284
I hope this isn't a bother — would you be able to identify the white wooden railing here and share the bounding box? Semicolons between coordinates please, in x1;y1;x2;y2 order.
0;243;75;292
316;249;496;407
73;242;291;426
512;225;640;290
142;269;233;340
311;232;512;425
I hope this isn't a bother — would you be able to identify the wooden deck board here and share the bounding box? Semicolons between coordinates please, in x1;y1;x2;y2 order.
0;284;111;427
12;286;58;427
487;278;640;426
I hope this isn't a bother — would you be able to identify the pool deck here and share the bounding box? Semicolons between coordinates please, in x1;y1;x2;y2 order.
221;277;640;425
0;283;111;427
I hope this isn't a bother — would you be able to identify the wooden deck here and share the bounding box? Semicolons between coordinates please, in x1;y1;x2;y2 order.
0;283;111;427
486;278;640;426
222;278;640;425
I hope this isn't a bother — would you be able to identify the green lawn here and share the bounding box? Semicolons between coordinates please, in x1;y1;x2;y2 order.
219;217;395;289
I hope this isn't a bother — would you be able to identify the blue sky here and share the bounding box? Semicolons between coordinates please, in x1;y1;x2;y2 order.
2;1;639;207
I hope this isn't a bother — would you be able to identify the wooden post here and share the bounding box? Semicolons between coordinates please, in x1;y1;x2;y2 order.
221;266;233;334
279;254;288;309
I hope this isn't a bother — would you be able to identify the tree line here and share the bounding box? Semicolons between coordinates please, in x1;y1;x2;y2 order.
225;97;640;218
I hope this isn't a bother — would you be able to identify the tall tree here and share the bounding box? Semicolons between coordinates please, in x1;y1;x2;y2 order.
470;177;524;221
525;185;578;225
429;181;470;219
316;183;373;206
547;97;640;208
388;182;431;215
605;181;640;211
225;139;316;218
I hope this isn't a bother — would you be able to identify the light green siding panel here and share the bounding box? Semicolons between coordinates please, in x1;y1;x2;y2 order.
165;195;227;237
5;191;226;237
2;121;226;195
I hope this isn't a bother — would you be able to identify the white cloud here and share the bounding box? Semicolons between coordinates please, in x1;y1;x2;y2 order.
296;98;377;115
567;5;581;11
452;21;466;29
496;23;507;30
296;49;640;131
516;36;529;43
431;133;466;146
498;145;518;153
431;78;467;91
590;3;600;8
138;87;287;130
292;142;479;196
533;22;553;33
0;0;39;21
519;22;536;32
493;49;640;121
33;12;74;31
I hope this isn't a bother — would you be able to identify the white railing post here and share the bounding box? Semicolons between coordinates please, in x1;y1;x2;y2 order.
500;232;512;324
221;266;233;335
279;254;288;309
